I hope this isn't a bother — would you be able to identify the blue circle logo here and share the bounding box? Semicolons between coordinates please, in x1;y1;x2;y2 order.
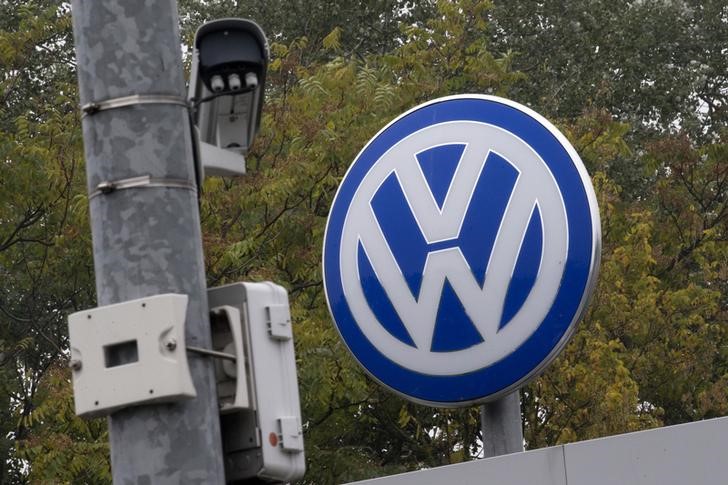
323;95;600;406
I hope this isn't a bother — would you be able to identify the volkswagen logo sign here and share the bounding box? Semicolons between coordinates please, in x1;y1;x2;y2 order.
323;95;601;407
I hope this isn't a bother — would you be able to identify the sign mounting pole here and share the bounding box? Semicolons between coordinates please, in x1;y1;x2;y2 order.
70;1;225;482
480;392;524;457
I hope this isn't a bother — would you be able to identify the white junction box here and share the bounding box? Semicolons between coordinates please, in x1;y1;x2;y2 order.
208;282;305;483
67;294;196;417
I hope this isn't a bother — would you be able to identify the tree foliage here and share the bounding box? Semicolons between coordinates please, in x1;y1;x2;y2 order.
490;0;728;140
178;0;435;61
0;0;725;483
0;2;96;482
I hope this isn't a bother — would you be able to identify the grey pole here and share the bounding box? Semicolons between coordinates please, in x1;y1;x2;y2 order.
70;1;225;483
481;391;524;458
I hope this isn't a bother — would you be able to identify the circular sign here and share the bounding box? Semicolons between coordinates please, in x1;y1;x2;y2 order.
323;95;600;407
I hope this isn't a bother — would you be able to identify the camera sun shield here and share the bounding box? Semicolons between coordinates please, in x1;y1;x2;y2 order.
189;18;269;177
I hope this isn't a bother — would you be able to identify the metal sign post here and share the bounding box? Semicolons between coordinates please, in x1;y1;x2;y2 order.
481;392;524;457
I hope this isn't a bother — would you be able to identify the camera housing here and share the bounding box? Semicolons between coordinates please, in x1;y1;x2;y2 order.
188;19;269;176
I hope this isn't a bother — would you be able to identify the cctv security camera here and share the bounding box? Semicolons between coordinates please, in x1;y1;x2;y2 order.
188;18;269;176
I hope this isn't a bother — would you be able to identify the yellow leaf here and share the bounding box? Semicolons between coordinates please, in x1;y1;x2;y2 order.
322;26;342;51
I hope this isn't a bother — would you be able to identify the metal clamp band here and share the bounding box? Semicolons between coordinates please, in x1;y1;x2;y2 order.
89;175;197;199
81;94;189;117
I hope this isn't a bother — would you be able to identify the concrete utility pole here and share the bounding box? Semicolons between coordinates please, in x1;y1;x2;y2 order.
71;1;225;482
481;391;524;458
